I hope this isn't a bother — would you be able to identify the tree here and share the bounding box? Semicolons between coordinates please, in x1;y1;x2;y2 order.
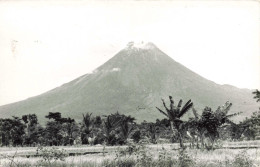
226;121;248;140
0;118;13;146
22;114;39;146
61;118;80;145
132;130;141;143
186;116;202;149
45;112;75;146
81;113;93;144
45;112;62;121
192;101;240;149
241;111;260;140
156;96;193;148
11;117;26;146
200;107;220;148
240;90;260;140
45;121;63;146
118;114;135;144
102;113;123;145
148;123;157;144
0;117;26;146
253;89;260;102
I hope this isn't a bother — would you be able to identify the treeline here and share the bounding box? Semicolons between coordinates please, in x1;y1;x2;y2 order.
0;92;259;148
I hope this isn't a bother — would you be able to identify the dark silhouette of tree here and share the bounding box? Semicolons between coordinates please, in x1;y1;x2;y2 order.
239;90;260;139
253;89;260;102
103;113;123;145
118;115;135;144
0;117;25;146
0;118;13;146
132;130;141;143
90;116;103;145
22;114;39;146
45;112;62;121
62;118;79;145
94;116;102;127
241;111;260;140
192;101;240;149
225;121;248;140
45;120;63;146
11;116;26;146
186;116;202;148
45;112;76;146
148;123;157;144
156;96;193;148
81;113;93;144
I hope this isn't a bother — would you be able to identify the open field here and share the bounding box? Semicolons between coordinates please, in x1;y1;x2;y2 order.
0;141;260;167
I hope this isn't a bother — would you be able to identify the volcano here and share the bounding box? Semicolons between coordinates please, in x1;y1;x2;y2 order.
0;42;258;122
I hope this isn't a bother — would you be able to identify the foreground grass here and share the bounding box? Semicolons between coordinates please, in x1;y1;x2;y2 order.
1;140;260;156
0;143;259;167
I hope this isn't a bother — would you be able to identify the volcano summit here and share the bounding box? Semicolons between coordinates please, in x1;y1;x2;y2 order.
0;42;258;122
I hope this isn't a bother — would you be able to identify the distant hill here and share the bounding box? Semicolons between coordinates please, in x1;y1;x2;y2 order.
0;42;258;123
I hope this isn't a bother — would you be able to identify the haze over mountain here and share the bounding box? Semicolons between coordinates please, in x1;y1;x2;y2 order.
0;42;258;123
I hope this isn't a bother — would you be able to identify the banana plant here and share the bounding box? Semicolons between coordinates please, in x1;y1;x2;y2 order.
192;101;241;149
156;96;193;148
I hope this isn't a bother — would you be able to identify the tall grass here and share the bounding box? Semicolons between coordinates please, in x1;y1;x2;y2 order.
0;144;258;167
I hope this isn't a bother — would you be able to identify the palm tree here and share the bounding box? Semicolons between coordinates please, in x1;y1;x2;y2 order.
103;113;122;145
119;115;135;144
156;96;193;148
81;113;93;144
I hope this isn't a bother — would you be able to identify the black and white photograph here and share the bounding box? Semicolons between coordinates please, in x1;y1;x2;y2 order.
0;0;259;166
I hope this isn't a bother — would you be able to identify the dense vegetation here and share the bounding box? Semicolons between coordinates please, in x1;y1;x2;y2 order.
0;90;259;148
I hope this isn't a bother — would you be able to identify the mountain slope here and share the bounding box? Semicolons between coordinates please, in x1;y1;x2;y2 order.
0;42;258;123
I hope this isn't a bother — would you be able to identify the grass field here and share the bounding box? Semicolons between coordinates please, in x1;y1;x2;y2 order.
0;141;259;167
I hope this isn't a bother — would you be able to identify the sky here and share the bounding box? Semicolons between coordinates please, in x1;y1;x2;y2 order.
0;1;259;106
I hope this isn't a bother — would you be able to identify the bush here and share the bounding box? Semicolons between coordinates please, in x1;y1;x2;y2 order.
36;146;68;166
93;133;105;145
132;130;141;143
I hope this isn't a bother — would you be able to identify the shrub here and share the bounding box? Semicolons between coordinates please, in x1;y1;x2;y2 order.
132;130;141;143
36;146;68;166
93;133;105;145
